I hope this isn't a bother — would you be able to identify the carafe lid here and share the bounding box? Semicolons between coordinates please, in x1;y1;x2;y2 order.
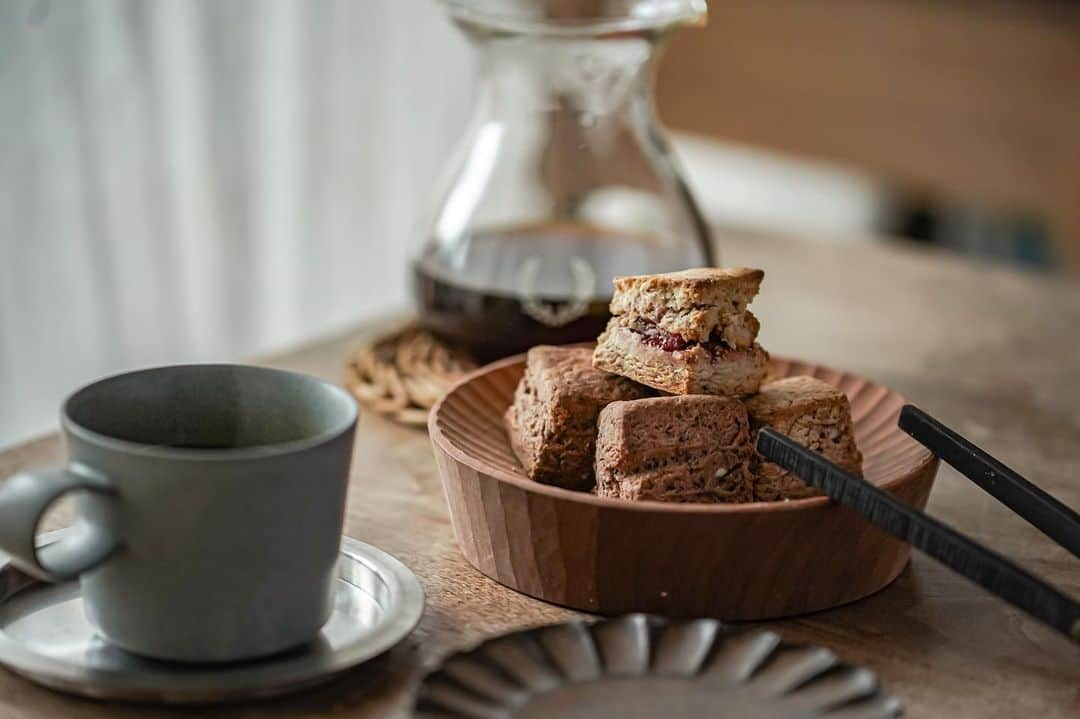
441;0;707;34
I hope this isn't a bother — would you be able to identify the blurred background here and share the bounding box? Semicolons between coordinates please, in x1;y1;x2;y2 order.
1;0;1077;447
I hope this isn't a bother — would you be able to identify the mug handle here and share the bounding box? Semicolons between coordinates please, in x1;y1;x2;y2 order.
0;464;122;582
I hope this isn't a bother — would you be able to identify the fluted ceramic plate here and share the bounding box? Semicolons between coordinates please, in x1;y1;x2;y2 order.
415;615;901;718
429;354;939;619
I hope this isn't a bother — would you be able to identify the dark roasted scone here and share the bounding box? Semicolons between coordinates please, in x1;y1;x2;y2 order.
593;267;769;396
505;345;652;490
594;395;754;503
744;376;863;501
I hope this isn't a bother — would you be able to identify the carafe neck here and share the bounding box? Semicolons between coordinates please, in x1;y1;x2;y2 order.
465;28;663;120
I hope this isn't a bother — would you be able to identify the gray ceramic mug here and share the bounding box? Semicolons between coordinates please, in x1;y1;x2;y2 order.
0;364;357;663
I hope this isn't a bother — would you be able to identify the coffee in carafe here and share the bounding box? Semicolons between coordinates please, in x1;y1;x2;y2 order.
415;223;708;362
414;1;714;361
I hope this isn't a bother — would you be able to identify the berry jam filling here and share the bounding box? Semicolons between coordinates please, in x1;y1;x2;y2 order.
633;320;734;355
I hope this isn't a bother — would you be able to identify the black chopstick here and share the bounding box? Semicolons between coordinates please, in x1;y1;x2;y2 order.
756;428;1080;643
898;405;1080;559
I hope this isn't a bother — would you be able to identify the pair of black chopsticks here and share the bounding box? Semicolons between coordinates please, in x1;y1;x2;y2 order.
755;405;1080;643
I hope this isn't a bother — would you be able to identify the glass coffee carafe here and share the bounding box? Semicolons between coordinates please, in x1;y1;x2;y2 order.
414;0;714;361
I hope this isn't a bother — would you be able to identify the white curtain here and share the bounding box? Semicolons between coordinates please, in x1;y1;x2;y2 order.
0;0;473;446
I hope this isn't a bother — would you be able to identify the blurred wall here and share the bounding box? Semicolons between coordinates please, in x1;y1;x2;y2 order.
0;0;472;446
657;0;1080;270
0;0;896;449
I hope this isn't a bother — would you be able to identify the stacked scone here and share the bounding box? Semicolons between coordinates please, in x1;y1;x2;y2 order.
505;267;863;503
593;268;768;395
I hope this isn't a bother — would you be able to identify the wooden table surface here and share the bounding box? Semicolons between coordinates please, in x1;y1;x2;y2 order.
1;234;1078;718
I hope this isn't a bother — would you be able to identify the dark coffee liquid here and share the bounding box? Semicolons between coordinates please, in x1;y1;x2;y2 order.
164;442;237;450
414;265;611;362
413;228;704;362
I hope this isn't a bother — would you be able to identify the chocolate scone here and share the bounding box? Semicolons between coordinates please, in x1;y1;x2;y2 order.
505;346;652;490
593;267;769;396
595;395;754;503
744;376;863;501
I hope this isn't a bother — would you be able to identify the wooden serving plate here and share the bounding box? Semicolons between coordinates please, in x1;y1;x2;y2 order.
428;355;939;620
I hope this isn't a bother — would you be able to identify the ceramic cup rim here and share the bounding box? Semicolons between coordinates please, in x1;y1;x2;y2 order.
61;363;358;462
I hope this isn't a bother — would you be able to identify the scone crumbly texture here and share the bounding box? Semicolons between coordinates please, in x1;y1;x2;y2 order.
595;395;754;503
610;267;764;345
593;320;768;396
593;266;769;396
744;376;863;501
505;345;652;491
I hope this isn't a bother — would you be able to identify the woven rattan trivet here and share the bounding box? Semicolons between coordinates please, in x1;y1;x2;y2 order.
345;327;477;427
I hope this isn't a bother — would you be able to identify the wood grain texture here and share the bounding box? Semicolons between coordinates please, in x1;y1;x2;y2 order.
430;355;938;619
0;235;1078;717
757;428;1080;641
899;405;1080;560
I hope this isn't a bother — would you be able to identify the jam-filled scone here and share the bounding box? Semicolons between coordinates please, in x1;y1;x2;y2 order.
592;267;769;396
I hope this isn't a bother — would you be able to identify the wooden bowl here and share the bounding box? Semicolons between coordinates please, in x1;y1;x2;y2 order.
428;355;939;620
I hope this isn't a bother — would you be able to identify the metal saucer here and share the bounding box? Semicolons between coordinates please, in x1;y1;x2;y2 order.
0;531;424;703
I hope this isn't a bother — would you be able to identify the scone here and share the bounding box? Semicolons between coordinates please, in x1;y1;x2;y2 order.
593;267;769;396
744;376;863;501
594;395;754;503
505;346;652;490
